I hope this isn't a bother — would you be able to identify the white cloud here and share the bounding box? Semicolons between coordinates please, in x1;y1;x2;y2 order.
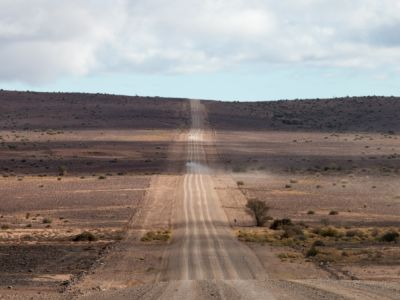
1;0;400;83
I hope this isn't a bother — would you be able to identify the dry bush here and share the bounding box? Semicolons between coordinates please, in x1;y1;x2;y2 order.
306;246;319;257
246;199;270;227
270;218;293;230
380;231;399;243
73;231;98;242
42;218;52;224
281;225;305;240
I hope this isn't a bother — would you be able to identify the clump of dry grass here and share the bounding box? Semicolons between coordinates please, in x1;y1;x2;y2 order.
237;230;270;243
277;252;300;261
141;230;171;242
312;226;342;238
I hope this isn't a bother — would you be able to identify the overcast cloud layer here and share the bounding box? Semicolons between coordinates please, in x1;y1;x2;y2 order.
1;0;400;84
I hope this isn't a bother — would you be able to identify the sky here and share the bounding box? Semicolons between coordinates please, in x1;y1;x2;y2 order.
0;0;400;101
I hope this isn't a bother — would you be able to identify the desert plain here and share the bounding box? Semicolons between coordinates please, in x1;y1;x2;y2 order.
0;90;399;299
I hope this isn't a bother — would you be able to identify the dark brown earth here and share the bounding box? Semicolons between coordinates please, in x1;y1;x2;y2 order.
204;96;400;133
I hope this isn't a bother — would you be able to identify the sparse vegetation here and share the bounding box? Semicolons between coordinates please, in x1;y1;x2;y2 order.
2;92;400;288
237;230;269;243
346;229;364;238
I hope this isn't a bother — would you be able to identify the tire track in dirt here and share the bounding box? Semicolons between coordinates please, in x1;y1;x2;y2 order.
161;100;266;281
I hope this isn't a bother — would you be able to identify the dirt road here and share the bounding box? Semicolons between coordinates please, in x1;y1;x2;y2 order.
158;100;266;282
80;100;400;300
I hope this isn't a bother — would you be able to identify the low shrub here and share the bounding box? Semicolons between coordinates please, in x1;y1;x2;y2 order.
73;231;98;242
306;246;318;257
281;225;304;239
380;231;399;243
270;218;293;230
312;240;325;247
1;224;9;230
58;165;67;176
42;218;52;224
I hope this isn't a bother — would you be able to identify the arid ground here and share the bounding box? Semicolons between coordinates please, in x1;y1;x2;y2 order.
0;91;399;299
